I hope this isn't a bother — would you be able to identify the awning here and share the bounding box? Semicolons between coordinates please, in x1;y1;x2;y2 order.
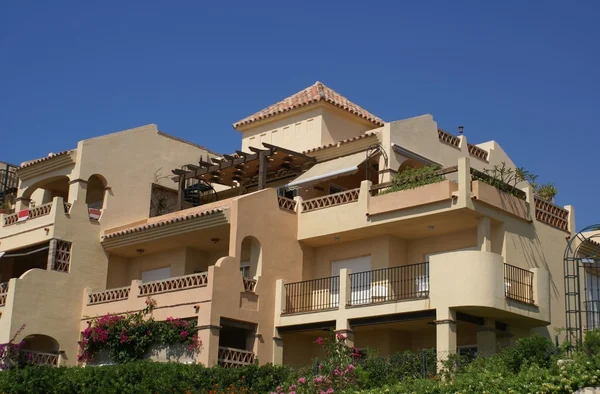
0;246;49;258
287;151;369;188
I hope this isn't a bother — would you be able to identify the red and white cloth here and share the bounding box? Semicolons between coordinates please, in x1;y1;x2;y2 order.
88;208;102;221
17;210;29;222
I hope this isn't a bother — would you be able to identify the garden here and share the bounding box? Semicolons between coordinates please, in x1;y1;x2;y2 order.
0;329;599;393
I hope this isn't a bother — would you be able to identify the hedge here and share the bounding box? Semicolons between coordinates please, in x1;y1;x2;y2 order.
0;362;292;394
1;334;600;394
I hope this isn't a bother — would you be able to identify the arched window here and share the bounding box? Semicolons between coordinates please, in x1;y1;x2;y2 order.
240;236;262;279
86;174;107;209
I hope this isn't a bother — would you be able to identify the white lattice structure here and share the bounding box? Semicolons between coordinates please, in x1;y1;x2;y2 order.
301;189;360;213
138;272;208;296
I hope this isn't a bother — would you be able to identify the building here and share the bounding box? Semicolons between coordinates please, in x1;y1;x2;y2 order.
0;82;579;367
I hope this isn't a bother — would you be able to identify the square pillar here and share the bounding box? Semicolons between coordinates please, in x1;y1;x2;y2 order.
435;308;457;363
477;216;491;252
457;157;472;208
476;319;496;356
196;325;220;367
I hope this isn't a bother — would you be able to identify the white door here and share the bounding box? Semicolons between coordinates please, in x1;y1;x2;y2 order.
141;267;171;283
586;272;600;329
332;256;372;305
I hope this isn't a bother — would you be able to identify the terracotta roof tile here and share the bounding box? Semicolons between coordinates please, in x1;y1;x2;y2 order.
233;82;385;129
104;204;230;239
20;150;73;169
303;131;379;154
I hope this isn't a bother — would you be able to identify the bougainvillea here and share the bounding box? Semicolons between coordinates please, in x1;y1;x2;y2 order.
272;331;358;394
78;298;201;364
0;324;26;370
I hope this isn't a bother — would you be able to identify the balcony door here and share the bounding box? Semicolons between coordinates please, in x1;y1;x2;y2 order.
141;267;171;283
331;256;371;305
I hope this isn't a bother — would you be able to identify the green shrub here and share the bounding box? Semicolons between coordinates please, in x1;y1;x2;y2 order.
500;334;556;373
585;328;600;356
0;361;293;394
385;166;444;193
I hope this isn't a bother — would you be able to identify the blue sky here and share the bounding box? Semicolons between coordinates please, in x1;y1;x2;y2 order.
1;1;599;228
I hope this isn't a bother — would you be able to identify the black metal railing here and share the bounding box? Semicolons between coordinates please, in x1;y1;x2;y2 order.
504;264;534;304
283;276;340;314
347;263;430;306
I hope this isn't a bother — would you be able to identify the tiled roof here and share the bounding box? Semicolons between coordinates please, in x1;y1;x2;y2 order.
20;150;73;169
104;204;230;239
303;131;379;153
233;81;385;129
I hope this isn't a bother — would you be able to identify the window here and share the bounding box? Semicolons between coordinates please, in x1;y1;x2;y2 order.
141;267;171;283
240;265;250;279
329;184;344;195
277;188;297;199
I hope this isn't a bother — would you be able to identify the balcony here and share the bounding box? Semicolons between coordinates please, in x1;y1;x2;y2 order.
83;272;211;318
217;346;255;368
277;251;548;328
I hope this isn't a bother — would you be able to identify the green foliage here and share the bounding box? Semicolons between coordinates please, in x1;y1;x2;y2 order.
537;182;559;202
492;334;557;373
79;298;201;364
385;166;444;193
584;328;600;356
273;331;358;394
0;361;293;394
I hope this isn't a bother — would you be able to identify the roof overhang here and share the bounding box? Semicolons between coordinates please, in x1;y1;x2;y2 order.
102;204;231;251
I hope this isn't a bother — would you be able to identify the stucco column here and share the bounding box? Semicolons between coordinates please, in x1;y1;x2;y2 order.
68;178;88;205
294;196;303;214
14;197;30;211
196;325;220;367
46;239;57;271
435;308;457;363
456;157;472;208
476;319;496;356
272;279;285;365
359;181;371;213
477;217;491;252
565;205;575;235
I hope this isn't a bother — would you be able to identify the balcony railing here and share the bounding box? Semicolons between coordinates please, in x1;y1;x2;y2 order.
0;282;8;307
138;272;208;297
63;202;72;214
283;276;340;314
301;189;360;213
243;277;257;292
29;203;53;220
278;196;297;212
504;264;535;305
19;350;59;366
534;197;569;232
347;263;430;306
218;347;255;368
88;286;131;305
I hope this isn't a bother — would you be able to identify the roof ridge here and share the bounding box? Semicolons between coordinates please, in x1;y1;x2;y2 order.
233;82;384;129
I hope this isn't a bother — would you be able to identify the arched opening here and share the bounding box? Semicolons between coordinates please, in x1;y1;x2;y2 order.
19;334;60;366
86;174;107;209
240;236;262;281
22;176;70;208
21;334;60;353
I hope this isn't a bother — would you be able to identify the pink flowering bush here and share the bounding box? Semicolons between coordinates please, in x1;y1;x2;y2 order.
272;331;357;394
78;298;201;364
0;324;26;370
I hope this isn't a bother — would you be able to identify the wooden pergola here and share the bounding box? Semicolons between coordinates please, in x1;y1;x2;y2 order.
172;143;315;210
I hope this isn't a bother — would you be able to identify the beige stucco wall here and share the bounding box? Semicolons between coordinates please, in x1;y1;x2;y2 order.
240;107;324;153
0;197;107;365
